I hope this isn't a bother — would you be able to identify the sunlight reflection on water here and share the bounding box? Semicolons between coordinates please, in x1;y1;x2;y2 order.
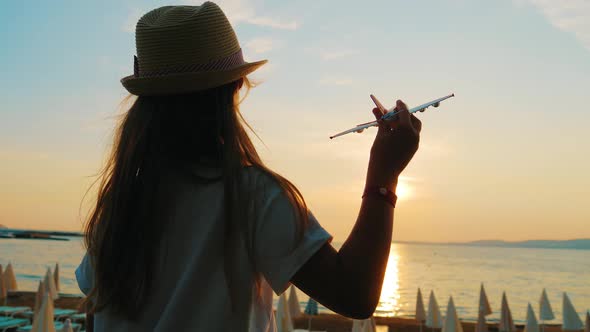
375;246;401;317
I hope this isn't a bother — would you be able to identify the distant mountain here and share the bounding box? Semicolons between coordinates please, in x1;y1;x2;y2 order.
464;239;590;250
396;239;590;250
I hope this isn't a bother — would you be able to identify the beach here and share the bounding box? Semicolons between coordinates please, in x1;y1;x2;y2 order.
3;238;590;322
2;238;590;323
3;291;565;332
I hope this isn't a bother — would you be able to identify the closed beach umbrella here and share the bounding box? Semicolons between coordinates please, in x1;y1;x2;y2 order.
276;292;293;332
417;288;427;332
53;263;59;292
304;297;319;331
426;290;443;329
540;289;555;332
364;317;377;332
476;307;488;332
540;289;555;321
288;285;301;319
31;293;56;332
352;320;364;332
479;284;492;316
442;296;464;332
4;263;18;291
34;280;46;321
524;303;540;332
499;292;516;332
417;288;427;322
44;268;58;300
0;265;6;300
304;297;318;316
562;292;583;331
62;319;74;332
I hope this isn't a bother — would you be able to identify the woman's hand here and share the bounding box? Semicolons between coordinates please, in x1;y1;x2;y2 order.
366;99;421;189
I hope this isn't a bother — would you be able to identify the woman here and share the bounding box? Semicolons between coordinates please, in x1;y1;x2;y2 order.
76;2;421;331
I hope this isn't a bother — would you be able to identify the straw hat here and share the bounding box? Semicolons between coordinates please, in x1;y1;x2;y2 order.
121;2;267;96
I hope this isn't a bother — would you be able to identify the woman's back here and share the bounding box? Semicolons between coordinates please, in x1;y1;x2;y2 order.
77;164;331;331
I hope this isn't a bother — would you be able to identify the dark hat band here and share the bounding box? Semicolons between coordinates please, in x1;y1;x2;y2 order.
133;48;246;78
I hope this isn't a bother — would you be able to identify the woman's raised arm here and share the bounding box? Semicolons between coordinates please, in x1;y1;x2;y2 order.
292;100;422;319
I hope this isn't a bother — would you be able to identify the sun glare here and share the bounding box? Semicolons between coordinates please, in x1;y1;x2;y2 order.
395;181;412;201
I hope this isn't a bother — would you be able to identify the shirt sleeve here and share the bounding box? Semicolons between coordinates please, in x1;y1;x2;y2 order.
250;170;333;295
75;252;94;295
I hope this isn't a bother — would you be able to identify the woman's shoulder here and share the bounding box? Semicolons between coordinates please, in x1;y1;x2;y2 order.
241;165;284;197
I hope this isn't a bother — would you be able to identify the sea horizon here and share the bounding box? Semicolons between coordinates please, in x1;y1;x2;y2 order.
2;225;589;251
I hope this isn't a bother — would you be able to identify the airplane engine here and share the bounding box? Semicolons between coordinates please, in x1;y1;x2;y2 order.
433;102;440;108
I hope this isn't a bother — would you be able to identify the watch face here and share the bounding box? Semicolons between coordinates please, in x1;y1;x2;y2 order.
379;187;388;195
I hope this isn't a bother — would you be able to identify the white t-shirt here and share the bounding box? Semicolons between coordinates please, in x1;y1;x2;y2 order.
76;165;332;332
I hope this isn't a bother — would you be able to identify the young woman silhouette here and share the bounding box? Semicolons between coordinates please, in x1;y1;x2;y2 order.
76;2;421;331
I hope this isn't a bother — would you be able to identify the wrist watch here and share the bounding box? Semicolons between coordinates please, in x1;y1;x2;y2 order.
362;186;397;207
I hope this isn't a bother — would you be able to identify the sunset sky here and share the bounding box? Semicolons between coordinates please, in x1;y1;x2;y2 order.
1;0;589;242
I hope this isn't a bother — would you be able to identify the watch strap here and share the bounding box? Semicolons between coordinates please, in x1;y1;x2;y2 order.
362;186;397;207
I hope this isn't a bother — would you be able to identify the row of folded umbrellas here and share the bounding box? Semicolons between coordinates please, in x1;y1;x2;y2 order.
275;286;378;332
0;263;60;297
30;270;75;332
3;263;589;332
415;285;590;332
1;263;76;332
275;285;590;332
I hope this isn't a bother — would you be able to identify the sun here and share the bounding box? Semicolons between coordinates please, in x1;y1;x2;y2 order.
395;180;412;200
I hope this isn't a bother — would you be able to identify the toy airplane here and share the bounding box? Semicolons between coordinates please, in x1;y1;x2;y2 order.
329;93;455;139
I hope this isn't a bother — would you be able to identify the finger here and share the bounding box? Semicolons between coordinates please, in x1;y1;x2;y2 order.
372;108;389;136
375;119;390;137
372;107;383;120
410;114;422;133
396;99;412;129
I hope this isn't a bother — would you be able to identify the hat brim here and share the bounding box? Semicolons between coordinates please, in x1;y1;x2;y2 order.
121;59;267;96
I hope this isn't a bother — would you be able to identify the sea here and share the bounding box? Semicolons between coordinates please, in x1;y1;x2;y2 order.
1;238;588;323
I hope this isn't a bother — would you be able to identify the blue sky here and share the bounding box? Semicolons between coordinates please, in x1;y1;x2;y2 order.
1;0;589;241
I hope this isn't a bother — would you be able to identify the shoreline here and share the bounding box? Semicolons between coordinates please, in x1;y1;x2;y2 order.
3;292;563;332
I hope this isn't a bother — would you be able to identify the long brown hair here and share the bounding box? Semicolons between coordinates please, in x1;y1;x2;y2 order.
82;77;309;318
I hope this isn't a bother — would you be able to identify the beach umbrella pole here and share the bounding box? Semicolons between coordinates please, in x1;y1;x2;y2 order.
308;316;312;331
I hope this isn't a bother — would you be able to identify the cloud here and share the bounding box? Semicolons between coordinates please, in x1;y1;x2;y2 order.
244;16;298;30
123;1;299;33
515;0;590;51
245;37;276;54
318;76;354;86
186;0;298;30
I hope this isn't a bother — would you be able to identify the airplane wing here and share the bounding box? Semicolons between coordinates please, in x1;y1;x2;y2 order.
382;93;454;121
406;93;455;113
329;120;378;139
